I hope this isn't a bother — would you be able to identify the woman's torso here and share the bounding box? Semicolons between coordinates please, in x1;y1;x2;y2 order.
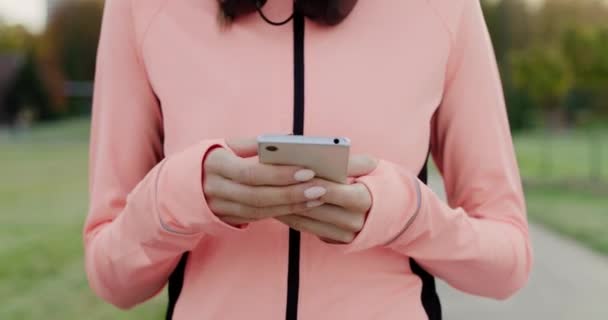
138;0;452;318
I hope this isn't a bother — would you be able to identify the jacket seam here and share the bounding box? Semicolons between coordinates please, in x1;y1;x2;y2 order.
425;0;469;90
425;0;456;49
129;0;167;159
384;175;423;247
154;158;201;236
132;0;169;65
130;0;169;100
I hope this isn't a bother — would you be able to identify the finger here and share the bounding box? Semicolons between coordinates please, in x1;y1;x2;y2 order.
208;198;324;220
204;147;235;174
316;181;372;213
319;237;343;244
205;175;326;207
229;157;316;186
347;154;378;177
276;215;356;244
207;149;315;186
299;204;366;233
220;215;255;227
226;137;258;158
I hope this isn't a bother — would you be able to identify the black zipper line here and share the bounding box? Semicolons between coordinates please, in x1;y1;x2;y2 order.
292;11;305;136
285;8;305;320
166;8;442;320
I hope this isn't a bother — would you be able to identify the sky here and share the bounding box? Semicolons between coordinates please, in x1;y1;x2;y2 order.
0;0;47;33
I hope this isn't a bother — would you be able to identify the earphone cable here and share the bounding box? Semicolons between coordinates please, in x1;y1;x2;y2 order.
255;0;294;26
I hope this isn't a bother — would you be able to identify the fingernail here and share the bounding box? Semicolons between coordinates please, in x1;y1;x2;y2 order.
304;186;327;199
294;169;315;182
306;200;324;208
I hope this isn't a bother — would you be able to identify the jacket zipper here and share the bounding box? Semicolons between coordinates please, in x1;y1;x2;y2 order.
286;9;305;320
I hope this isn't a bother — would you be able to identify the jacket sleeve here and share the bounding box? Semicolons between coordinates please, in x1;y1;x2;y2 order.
84;0;242;309
344;0;532;300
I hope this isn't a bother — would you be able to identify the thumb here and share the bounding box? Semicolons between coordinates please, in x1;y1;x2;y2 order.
226;137;258;158
347;155;378;177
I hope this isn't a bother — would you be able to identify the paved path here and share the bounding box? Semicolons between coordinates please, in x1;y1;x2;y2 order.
428;175;608;320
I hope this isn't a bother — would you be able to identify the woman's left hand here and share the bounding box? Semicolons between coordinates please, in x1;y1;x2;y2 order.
276;155;378;244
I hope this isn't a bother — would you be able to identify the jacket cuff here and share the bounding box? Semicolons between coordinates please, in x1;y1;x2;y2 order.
343;160;421;253
155;140;246;237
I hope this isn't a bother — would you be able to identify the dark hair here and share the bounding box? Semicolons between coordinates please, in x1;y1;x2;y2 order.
217;0;359;26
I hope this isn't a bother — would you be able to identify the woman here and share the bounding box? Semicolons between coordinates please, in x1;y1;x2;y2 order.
84;0;533;319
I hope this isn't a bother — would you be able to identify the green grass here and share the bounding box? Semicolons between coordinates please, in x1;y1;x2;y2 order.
513;129;608;183
0;118;165;319
524;184;608;254
0;118;606;318
513;131;608;253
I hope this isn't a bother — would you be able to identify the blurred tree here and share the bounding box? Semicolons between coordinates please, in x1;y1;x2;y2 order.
481;0;535;131
562;25;608;122
39;0;103;117
44;0;103;81
510;46;573;129
482;0;532;63
595;29;608;119
0;21;52;124
482;0;608;132
4;49;51;124
532;0;578;45
533;0;608;39
561;24;608;180
531;0;608;122
0;23;33;52
510;45;572;177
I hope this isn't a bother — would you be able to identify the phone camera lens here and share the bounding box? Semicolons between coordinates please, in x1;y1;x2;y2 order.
334;138;340;145
266;146;278;152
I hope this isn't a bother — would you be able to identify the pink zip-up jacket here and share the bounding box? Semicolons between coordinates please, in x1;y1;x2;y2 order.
84;0;533;319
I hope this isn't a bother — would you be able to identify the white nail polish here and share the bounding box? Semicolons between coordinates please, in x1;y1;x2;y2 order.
294;169;315;182
306;200;324;208
304;186;327;199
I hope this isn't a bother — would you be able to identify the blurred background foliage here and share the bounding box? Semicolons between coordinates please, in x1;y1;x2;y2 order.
1;0;607;130
483;0;608;130
0;0;102;123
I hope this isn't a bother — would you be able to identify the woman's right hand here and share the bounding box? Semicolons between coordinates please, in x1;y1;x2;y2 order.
203;140;326;227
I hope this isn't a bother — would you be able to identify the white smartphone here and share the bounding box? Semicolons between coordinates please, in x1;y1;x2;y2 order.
257;134;351;184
